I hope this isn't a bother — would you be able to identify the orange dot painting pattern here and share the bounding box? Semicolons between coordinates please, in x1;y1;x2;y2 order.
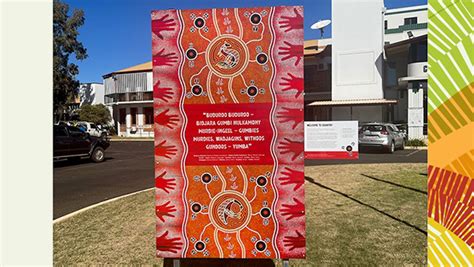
152;6;305;259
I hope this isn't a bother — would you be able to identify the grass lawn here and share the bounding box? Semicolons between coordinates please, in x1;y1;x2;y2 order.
54;163;427;266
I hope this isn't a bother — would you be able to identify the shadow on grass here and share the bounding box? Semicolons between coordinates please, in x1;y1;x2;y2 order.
304;176;427;236
359;173;427;195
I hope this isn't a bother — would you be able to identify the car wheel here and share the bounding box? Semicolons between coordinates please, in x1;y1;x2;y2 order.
388;141;395;154
400;140;405;150
91;147;105;163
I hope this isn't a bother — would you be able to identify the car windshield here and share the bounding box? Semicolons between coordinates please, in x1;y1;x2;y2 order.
361;125;385;132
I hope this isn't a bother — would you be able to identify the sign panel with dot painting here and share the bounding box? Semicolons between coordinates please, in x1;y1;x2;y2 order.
152;6;305;259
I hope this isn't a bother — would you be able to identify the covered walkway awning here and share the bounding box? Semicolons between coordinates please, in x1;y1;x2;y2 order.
307;99;398;106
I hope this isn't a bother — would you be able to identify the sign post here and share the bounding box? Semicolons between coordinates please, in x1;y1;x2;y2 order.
152;6;306;261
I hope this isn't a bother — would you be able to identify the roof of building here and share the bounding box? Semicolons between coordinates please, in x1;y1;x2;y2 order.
304;39;331;56
384;34;427;54
385;5;427;15
307;99;398;106
113;61;152;74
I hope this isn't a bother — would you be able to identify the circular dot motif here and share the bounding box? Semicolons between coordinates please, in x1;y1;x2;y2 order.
256;176;267;187
250;13;262;25
255;241;266;252
206;35;249;78
201;173;212;184
209;191;251;233
194;17;205;28
192;85;203;96
256;53;268;65
191;203;202;213
186;48;198;60
247;86;259;97
195;241;205;251
260;207;271;218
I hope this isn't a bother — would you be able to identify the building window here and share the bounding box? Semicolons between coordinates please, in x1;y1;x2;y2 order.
130;108;137;125
143;107;154;125
143;92;153;101
408;39;427;63
119;108;126;124
384;20;387;30
404;17;417;25
119;93;128;102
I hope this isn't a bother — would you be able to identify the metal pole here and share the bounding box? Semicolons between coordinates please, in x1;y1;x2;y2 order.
283;259;290;267
173;259;180;267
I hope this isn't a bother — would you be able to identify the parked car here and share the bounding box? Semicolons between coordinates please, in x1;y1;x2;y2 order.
394;123;409;141
75;121;108;138
359;123;405;153
54;125;110;162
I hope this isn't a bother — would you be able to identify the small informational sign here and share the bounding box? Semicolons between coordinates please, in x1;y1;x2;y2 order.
304;121;358;159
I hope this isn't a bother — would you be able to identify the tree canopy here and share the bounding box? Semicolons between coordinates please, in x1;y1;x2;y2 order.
79;104;111;125
53;0;87;119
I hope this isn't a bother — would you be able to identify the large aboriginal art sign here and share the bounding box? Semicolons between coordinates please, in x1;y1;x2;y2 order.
152;6;305;259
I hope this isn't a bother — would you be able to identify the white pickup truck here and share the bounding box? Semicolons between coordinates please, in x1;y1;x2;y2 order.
76;121;108;138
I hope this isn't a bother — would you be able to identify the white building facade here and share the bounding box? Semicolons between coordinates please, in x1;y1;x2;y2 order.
79;83;104;106
384;5;428;139
103;62;154;137
305;1;428;140
384;5;428;44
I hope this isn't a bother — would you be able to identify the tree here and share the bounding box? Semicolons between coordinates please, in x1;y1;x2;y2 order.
53;0;87;121
79;104;111;125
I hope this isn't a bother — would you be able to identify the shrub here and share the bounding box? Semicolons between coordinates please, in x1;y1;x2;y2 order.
79;104;111;125
406;138;426;147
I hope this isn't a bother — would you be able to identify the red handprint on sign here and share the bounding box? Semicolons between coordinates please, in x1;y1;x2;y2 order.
279;167;304;190
156;231;183;253
153;48;178;66
155;109;179;129
278;138;303;161
156;201;177;223
279;8;303;32
280;197;305;220
155;140;178;159
276;107;303;129
152;14;177;40
283;230;305;251
155;171;176;194
153;80;173;103
280;73;304;98
278;41;303;66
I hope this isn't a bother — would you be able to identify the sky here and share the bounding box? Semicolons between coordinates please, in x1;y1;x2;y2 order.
65;0;426;83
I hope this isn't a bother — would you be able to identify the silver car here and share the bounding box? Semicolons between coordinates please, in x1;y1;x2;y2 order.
359;123;405;153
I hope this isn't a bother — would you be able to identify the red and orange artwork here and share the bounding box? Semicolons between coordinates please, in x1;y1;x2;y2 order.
152;6;305;259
